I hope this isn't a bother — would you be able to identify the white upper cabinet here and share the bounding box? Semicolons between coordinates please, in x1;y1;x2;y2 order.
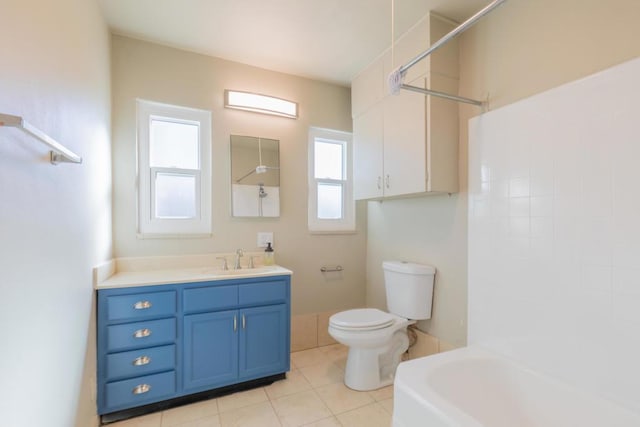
353;102;384;200
383;81;426;197
351;51;390;119
351;13;459;200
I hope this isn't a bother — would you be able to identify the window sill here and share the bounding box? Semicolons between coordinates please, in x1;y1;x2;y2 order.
136;232;213;240
308;229;358;235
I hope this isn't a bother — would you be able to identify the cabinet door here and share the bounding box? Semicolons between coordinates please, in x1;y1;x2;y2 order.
239;304;288;381
353;102;384;200
183;310;238;391
383;85;427;197
351;54;386;118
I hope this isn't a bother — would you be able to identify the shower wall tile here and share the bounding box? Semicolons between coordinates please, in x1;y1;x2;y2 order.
468;57;640;414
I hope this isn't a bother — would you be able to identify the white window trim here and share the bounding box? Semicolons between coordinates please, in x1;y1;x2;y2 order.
137;99;212;237
308;127;355;233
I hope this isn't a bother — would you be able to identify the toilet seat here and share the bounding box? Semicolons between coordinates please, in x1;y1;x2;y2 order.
330;308;395;331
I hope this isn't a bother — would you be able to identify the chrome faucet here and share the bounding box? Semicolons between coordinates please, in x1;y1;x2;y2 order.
216;256;228;271
234;249;244;270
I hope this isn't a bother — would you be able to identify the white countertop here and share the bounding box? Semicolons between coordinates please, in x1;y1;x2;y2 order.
94;254;292;290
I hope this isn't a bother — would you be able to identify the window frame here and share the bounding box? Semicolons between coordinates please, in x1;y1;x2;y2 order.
137;99;212;237
308;127;355;233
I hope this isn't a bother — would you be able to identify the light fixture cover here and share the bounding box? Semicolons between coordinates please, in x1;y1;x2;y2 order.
224;90;298;119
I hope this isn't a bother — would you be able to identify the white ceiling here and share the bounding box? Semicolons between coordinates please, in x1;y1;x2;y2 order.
98;0;490;86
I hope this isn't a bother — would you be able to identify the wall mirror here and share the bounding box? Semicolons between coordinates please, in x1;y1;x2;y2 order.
230;135;280;217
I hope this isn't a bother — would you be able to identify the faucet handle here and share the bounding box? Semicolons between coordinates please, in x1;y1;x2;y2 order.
216;256;228;271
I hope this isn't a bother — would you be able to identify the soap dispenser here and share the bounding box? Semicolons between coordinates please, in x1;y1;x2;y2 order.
264;242;275;266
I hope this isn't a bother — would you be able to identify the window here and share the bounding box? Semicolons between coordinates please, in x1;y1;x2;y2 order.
308;127;354;232
137;100;212;236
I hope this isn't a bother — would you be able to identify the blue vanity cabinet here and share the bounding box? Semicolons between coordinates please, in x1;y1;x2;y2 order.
182;278;290;394
97;287;178;414
239;304;288;380
238;280;289;380
183;309;239;391
97;274;291;417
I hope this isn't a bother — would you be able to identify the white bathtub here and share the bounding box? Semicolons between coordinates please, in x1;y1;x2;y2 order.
393;346;640;427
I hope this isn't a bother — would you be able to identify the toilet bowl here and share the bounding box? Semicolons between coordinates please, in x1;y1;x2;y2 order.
329;308;414;391
328;261;436;391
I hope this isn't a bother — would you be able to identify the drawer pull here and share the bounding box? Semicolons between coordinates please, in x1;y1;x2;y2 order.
132;355;151;366
132;384;151;395
133;300;152;310
133;328;152;338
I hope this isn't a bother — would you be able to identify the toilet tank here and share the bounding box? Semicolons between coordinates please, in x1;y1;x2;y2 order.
383;261;435;320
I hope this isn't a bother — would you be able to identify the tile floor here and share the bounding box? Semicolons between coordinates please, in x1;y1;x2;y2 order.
106;344;394;427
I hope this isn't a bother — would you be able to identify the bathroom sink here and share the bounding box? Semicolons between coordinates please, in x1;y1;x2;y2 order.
96;263;292;289
199;265;284;278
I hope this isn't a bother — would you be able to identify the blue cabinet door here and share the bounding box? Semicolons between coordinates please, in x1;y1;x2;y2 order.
239;304;288;381
183;310;239;392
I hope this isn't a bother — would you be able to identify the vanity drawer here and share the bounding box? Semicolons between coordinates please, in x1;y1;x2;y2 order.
107;318;176;352
239;280;288;306
106;344;176;381
104;371;176;411
107;291;176;322
183;285;238;313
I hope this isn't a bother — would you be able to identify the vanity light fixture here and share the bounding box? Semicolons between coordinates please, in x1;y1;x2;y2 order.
224;90;298;119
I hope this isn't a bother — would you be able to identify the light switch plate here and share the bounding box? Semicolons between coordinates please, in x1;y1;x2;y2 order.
257;232;274;248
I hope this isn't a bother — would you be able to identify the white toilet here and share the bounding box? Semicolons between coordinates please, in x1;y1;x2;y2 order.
328;261;435;391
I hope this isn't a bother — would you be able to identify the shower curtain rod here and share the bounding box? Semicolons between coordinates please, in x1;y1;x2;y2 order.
0;113;82;164
389;0;507;107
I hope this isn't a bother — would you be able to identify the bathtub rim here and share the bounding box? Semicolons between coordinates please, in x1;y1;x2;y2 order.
392;345;640;427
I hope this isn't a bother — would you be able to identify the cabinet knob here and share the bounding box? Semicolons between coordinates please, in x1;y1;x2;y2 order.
132;355;151;366
132;384;151;395
242;314;246;329
233;316;237;332
133;301;152;310
133;328;152;338
385;174;390;189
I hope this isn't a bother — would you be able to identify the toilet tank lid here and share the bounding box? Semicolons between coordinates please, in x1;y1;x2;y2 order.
383;261;435;275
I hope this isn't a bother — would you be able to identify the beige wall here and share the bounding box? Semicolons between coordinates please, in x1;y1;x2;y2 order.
366;0;640;347
0;1;111;426
111;36;367;314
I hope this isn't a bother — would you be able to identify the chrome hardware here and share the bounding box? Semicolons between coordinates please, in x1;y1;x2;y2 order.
133;300;152;310
242;314;246;329
133;356;151;366
377;176;382;190
216;256;229;271
320;265;343;273
132;384;151;395
393;0;504;108
133;328;152;338
233;315;237;332
234;249;244;270
385;174;390;189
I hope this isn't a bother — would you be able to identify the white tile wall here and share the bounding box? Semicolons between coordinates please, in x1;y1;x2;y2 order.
468;57;640;414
